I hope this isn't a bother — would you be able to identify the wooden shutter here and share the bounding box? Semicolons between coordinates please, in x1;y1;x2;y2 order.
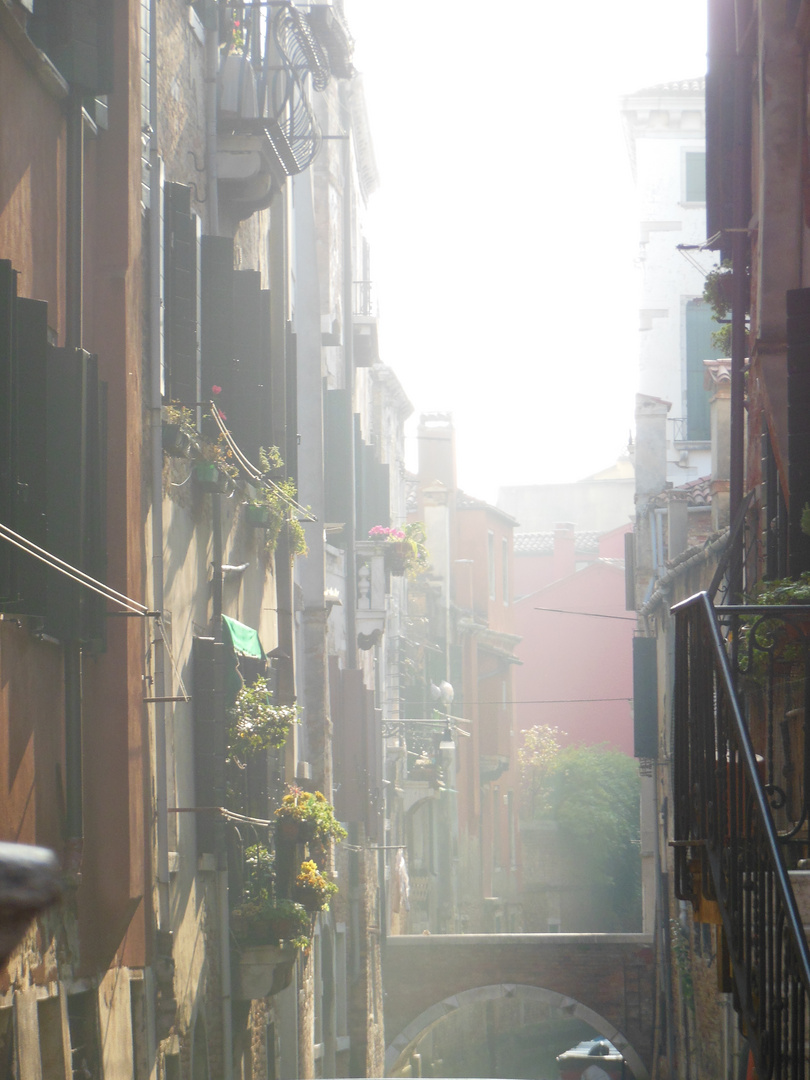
29;0;114;92
44;348;106;644
633;636;658;760
787;288;810;575
164;183;199;407
324;389;352;526
193;636;227;856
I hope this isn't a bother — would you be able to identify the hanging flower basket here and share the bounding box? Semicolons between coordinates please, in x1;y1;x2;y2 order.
245;503;272;527
385;540;411;576
276;817;316;845
162;423;191;457
194;461;228;494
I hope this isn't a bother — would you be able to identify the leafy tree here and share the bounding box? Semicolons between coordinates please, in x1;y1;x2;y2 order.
519;728;642;930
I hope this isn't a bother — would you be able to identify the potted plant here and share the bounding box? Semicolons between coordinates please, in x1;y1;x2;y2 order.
228;677;299;764
737;572;810;676
368;522;429;577
194;432;239;492
274;786;347;846
292;859;338;912
244;447;308;557
162;401;196;456
230;895;311;949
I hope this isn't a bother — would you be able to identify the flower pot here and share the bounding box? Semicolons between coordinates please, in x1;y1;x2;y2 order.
276;817;316;845
163;423;191;457
293;886;326;913
194;462;228;493
245;503;271;527
385;541;411;576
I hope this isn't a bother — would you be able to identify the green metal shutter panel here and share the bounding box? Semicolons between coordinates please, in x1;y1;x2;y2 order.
164;183;199;407
324;388;352;527
232;270;265;461
200;234;235;410
685;299;723;441
0;262;16;599
633;636;658;760
787;288;810;575
193;636;227;856
13;298;50;617
28;0;114;92
44;348;106;644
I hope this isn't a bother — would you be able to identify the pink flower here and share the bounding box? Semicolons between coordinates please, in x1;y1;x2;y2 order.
212;385;222;395
217;408;227;421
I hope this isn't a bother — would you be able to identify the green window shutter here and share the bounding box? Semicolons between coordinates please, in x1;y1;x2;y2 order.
13;298;50;617
324;389;352;527
787;288;810;575
232;270;265;461
200;234;235;409
29;0;114;91
0;262;16;600
44;348;106;645
193;637;227;856
0;265;50;614
685;299;724;441
633;637;658;760
164;183;199;407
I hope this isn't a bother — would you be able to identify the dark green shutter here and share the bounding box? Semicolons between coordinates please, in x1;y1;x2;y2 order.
14;299;50;616
633;636;658;760
324;389;352;527
44;348;106;645
164;184;199;407
193;636;227;855
787;288;810;575
29;0;114;92
0;262;16;599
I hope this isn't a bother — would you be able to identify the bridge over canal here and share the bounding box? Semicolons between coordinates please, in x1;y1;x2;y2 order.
383;934;655;1079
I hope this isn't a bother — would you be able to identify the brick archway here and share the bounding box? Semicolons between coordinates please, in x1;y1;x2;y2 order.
383;935;654;1078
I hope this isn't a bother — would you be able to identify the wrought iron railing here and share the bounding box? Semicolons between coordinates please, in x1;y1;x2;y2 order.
219;2;325;175
673;592;810;1080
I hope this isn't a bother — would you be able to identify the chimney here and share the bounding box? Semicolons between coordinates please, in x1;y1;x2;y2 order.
634;394;670;500
553;522;576;580
418;412;457;492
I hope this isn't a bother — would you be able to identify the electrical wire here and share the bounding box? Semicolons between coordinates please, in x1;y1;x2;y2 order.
0;520;148;615
208;401;316;520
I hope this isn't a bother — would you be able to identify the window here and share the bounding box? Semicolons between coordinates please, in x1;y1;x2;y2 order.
684;150;707;203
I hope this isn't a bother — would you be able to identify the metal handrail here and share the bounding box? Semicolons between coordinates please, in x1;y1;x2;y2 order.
673;591;810;1080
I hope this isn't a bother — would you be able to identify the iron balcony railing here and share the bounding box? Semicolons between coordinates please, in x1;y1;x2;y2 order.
673;592;810;1080
219;2;327;176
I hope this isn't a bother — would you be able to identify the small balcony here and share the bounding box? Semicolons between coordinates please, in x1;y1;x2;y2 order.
217;4;328;206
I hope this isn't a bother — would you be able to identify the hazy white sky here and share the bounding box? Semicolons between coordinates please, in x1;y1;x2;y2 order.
345;0;709;503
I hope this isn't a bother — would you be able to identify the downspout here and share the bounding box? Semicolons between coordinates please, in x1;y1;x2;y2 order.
64;86;85;860
148;0;170;935
728;46;750;601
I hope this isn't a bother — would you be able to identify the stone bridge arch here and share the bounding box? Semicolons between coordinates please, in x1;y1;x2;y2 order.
383;935;654;1079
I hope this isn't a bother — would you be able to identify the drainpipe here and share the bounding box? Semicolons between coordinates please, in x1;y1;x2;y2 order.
64;85;85;859
148;0;170;934
728;48;750;602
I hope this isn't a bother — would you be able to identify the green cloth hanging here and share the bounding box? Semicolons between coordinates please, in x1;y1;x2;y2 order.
221;614;266;705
